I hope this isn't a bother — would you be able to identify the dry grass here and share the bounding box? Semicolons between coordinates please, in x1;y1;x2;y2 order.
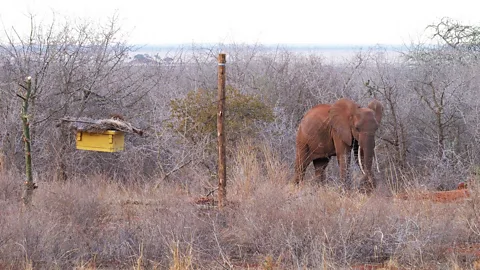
0;143;479;269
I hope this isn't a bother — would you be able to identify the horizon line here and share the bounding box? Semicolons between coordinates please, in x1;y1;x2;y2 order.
132;43;410;50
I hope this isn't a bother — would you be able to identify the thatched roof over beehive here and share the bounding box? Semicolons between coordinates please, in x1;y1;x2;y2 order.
60;117;144;136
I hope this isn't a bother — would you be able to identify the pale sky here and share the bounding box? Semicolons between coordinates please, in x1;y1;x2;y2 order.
1;0;479;46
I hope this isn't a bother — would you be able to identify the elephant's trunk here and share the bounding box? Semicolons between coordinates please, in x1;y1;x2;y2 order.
359;133;376;175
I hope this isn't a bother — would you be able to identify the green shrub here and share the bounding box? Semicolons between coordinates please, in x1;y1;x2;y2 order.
168;86;274;145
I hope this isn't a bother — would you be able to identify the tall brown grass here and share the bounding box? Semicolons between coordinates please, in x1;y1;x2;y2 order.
0;142;479;269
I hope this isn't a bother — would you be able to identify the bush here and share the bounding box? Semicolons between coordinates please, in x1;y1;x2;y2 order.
168;86;274;146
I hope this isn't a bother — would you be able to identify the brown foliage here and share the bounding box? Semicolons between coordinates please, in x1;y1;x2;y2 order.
1;143;479;269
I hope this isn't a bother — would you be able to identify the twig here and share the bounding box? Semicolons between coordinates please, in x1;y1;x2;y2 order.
154;160;192;189
205;188;218;197
60;118;98;124
16;93;26;101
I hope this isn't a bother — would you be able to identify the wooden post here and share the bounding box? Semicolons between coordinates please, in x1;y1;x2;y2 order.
217;53;227;208
19;76;37;207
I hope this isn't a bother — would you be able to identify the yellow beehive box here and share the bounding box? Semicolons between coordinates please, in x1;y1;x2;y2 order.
76;130;124;152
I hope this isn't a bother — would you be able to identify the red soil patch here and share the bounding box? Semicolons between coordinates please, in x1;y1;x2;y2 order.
193;196;216;206
396;184;470;203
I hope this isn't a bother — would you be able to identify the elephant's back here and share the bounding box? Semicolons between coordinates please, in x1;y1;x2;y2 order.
301;104;331;126
297;104;335;157
297;104;331;137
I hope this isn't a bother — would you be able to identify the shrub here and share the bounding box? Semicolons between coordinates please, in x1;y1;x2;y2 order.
168;86;274;146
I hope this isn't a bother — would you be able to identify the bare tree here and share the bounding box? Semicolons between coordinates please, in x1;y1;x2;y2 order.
0;13;151;179
364;49;410;169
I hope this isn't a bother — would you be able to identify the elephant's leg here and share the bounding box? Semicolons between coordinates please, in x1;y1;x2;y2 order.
293;143;310;184
336;152;352;190
313;158;329;183
352;139;359;165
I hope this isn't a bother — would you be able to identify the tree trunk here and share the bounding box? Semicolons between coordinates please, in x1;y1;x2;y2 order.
19;77;37;208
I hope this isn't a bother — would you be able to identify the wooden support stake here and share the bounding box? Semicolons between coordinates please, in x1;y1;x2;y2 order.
217;53;227;208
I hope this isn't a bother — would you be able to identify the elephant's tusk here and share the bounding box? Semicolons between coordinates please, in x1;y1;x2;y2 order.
358;145;366;175
374;148;380;173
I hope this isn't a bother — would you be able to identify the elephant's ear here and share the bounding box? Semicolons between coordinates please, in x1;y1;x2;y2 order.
328;98;358;146
368;99;384;124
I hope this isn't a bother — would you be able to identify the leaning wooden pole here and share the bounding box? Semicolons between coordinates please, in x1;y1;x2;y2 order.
217;53;227;208
18;76;37;207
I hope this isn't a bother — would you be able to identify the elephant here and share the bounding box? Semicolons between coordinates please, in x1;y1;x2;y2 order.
293;98;383;192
